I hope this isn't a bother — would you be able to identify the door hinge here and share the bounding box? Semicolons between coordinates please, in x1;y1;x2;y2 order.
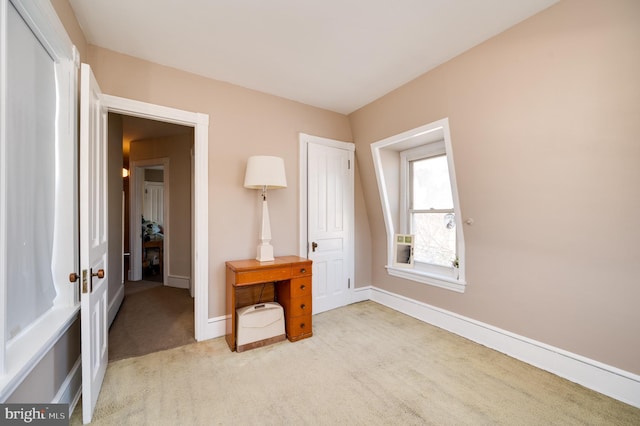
348;159;351;170
348;278;351;289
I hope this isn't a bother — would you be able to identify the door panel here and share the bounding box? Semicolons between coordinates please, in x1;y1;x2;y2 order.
80;63;108;424
143;181;164;225
307;142;353;314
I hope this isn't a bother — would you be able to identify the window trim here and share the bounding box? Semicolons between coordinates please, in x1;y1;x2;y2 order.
371;118;466;292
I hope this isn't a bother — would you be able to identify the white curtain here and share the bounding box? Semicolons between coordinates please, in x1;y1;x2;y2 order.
6;3;57;339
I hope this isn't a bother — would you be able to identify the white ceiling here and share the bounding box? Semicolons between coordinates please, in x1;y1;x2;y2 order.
69;0;558;114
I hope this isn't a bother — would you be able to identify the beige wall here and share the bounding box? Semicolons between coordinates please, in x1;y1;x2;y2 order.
86;46;353;317
353;160;372;288
349;0;640;374
52;0;638;376
130;134;193;280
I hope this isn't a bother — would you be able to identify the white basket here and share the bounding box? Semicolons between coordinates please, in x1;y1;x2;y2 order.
236;302;285;348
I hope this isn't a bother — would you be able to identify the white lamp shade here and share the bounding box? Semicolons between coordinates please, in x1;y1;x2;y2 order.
244;156;287;189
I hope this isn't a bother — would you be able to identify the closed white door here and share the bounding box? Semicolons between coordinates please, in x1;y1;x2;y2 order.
307;141;354;314
79;63;109;424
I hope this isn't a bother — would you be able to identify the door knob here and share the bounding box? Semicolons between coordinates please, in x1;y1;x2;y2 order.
311;242;318;252
92;269;105;279
69;273;79;283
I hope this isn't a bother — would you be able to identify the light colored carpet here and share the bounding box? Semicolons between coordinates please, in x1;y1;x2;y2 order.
72;301;639;425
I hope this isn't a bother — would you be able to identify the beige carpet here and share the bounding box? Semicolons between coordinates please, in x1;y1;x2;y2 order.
108;281;195;361
73;301;639;425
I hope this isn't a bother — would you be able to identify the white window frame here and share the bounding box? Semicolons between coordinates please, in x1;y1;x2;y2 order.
371;118;466;292
0;0;79;399
400;142;458;278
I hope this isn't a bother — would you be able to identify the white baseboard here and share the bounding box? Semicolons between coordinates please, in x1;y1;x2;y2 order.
368;286;640;408
52;355;82;417
352;286;372;303
200;284;640;407
199;315;227;341
167;275;190;289
108;284;125;327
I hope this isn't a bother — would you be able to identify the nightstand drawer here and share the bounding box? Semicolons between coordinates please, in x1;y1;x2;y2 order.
291;261;312;277
235;266;290;285
286;314;312;340
289;277;312;298
287;297;312;317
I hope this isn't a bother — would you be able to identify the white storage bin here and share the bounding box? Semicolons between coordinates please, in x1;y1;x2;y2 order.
236;302;285;352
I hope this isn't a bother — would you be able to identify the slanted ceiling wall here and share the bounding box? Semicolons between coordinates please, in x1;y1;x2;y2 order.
349;0;640;375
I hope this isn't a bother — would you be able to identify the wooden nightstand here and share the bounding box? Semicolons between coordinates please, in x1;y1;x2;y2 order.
225;256;313;351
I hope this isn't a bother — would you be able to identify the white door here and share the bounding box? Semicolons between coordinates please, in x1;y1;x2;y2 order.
307;142;354;314
80;63;109;424
143;181;164;225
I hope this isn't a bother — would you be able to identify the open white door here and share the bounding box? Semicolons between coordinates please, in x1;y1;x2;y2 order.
80;63;109;424
307;141;354;314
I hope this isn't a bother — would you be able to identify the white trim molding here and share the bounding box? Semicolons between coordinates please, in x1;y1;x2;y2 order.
202;315;227;341
53;355;81;415
370;118;467;293
368;286;640;409
129;156;171;283
101;94;210;342
0;307;79;402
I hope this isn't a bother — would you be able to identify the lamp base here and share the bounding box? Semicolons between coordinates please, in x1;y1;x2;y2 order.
256;243;275;262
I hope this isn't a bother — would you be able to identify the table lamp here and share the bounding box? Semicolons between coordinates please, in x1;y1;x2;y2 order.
244;156;287;261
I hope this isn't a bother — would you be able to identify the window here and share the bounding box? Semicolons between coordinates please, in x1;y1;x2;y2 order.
6;0;58;340
0;0;78;396
401;142;458;277
371;118;466;292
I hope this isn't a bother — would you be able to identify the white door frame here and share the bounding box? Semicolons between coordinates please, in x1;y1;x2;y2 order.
102;94;209;341
130;158;170;285
298;133;355;304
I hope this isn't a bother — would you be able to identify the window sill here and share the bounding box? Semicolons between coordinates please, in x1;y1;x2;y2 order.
386;265;466;293
0;304;80;401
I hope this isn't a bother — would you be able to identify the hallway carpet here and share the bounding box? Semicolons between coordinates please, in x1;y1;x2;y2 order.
108;281;195;361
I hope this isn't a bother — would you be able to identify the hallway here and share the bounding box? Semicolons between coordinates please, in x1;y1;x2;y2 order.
108;281;195;361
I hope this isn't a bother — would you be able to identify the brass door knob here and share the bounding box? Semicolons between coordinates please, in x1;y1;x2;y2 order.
92;269;105;279
69;273;79;283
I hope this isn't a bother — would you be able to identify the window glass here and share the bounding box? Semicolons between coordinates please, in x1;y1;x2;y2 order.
411;155;453;210
412;212;456;267
409;151;457;268
6;2;57;339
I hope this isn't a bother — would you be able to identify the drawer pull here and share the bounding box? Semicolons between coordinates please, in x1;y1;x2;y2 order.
300;284;306;290
300;268;306;274
300;323;305;329
300;303;306;310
